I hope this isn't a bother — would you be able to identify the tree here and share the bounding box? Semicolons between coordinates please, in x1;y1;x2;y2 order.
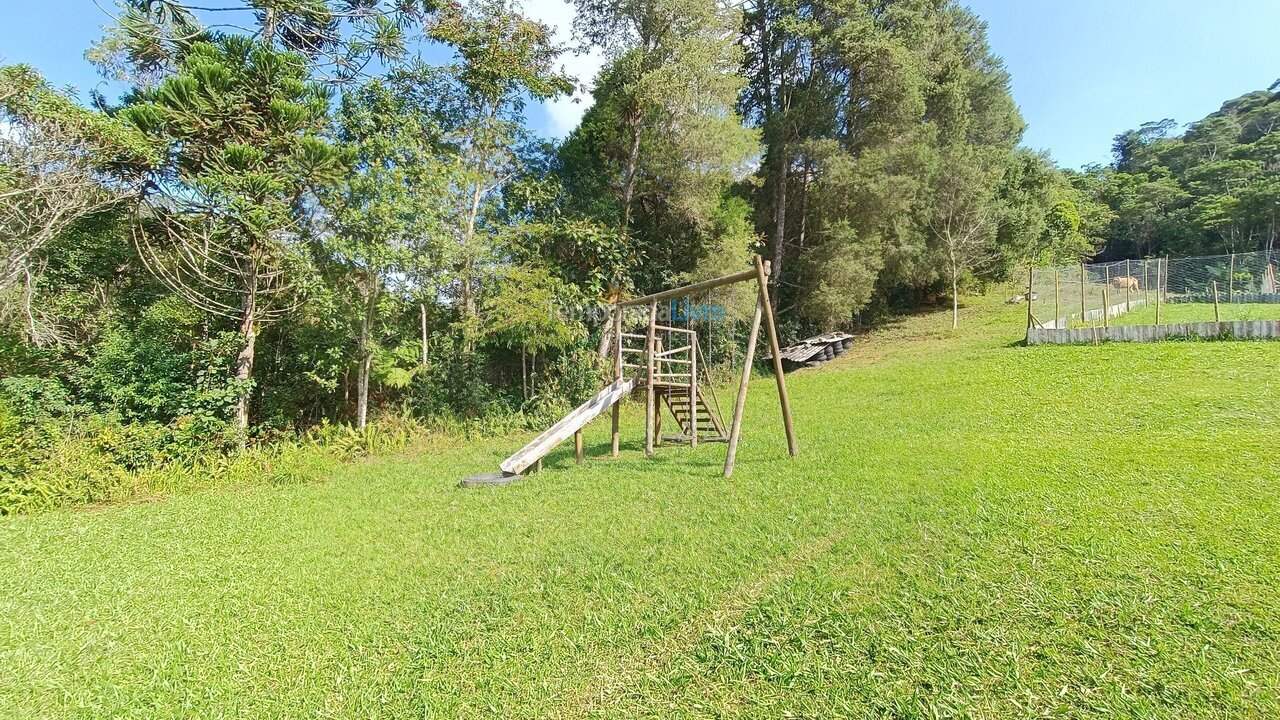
0;66;152;346
739;0;816;313
323;81;451;428
566;0;757;290
89;0;429;88
123;37;345;436
930;148;999;328
1083;84;1280;260
764;0;1024;331
415;0;572;338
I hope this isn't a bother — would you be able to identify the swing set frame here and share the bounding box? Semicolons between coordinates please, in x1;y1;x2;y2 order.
610;255;798;477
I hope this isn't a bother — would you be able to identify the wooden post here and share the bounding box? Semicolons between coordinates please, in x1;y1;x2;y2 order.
655;328;665;448
688;328;698;449
1212;281;1221;322
1053;267;1060;327
1229;253;1236;299
724;299;764;478
644;300;657;458
754;256;797;457
1143;261;1149;307
1026;267;1035;330
610;305;622;458
1154;258;1162;325
1079;263;1086;324
574;429;584;465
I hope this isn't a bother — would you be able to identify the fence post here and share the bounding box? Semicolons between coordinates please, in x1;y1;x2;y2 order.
1164;256;1170;303
644;300;657;458
688;328;698;449
1212;281;1221;322
1026;267;1034;331
611;304;622;458
1079;263;1086;324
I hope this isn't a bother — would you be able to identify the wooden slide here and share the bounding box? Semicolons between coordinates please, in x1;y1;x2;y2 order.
460;377;637;486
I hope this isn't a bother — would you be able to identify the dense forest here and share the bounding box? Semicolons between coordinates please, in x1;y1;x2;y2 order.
1;0;1277;510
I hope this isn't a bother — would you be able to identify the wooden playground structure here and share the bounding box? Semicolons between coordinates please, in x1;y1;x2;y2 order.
462;256;798;487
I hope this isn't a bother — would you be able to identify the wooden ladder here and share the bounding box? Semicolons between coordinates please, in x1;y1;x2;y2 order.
658;385;727;443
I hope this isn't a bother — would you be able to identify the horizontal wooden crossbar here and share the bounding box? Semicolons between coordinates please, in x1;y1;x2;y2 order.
616;266;762;308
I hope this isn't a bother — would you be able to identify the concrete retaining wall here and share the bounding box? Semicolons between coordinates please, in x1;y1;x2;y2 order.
1167;292;1280;304
1027;320;1280;345
1040;298;1146;330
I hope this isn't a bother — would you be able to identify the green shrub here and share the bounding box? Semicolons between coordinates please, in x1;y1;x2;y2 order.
0;376;72;426
75;297;242;425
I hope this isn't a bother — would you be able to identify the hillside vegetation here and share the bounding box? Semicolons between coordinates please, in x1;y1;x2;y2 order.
2;297;1277;718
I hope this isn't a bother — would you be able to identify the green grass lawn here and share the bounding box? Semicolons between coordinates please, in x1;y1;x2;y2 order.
1107;301;1280;326
3;295;1279;718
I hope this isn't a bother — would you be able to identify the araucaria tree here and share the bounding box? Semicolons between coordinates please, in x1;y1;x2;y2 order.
125;37;344;434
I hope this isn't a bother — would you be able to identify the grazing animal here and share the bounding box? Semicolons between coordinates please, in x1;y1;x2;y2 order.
1006;291;1039;304
1112;275;1140;291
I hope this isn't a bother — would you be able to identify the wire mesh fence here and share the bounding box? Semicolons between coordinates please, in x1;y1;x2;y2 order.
1026;250;1280;331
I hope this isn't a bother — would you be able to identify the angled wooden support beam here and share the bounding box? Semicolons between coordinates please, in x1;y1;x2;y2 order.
611;304;622;458
754;256;798;457
724;298;764;478
644;300;657;458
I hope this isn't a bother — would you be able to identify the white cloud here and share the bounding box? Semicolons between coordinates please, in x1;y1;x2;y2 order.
522;0;606;137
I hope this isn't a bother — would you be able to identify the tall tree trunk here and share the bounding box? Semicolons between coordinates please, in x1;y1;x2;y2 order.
461;178;483;322
620;107;642;237
356;307;371;430
234;300;256;444
458;184;481;353
420;303;428;366
771;148;788;315
950;250;960;329
459;111;494;352
262;8;277;45
797;162;810;251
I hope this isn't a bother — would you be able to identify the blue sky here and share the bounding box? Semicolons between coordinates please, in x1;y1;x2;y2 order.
966;0;1280;168
3;0;1278;169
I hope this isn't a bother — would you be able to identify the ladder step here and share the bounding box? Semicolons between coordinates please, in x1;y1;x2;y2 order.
661;434;728;443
